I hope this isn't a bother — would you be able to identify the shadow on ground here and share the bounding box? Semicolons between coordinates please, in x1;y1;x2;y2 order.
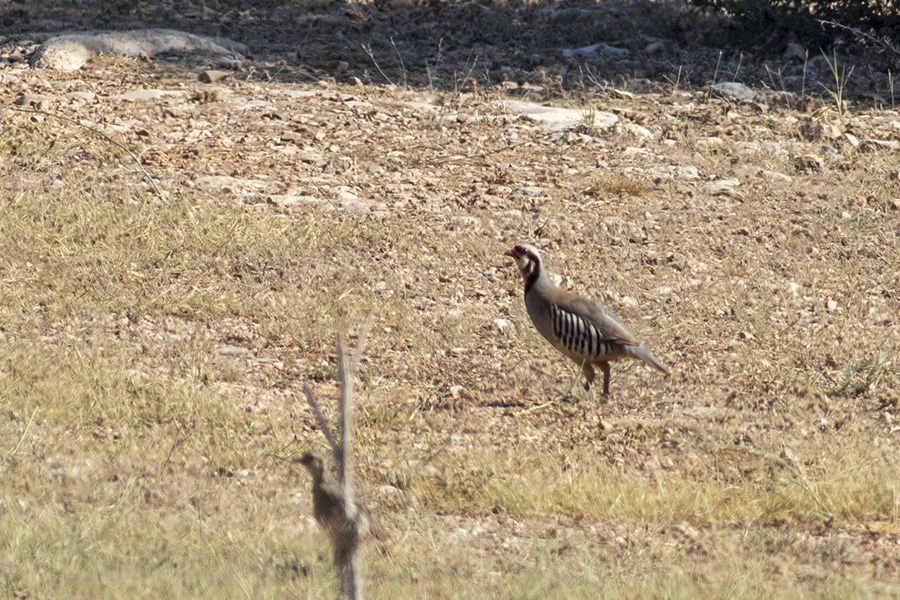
3;0;897;103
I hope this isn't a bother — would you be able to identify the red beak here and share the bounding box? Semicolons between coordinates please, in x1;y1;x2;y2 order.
503;249;516;257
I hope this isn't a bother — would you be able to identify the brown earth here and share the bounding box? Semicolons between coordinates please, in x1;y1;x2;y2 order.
1;1;899;598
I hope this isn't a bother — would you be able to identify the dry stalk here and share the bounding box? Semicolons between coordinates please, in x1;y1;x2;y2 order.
302;319;372;600
303;382;340;454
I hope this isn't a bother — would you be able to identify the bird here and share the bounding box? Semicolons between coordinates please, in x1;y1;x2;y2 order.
297;452;365;566
504;243;669;395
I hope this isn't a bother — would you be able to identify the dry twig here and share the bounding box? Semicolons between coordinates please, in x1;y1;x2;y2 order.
301;319;372;600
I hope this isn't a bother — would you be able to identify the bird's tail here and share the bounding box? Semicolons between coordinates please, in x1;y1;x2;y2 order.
626;344;670;375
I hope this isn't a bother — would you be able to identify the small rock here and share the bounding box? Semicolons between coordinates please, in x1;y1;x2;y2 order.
800;121;841;141
217;57;242;69
421;465;441;479
199;69;230;83
712;81;761;104
336;190;373;213
513;186;546;196
860;139;900;152
799;154;824;171
219;344;247;356
449;385;464;399
821;123;843;139
624;122;653;139
30;29;247;71
644;40;666;54
112;89;184;101
561;43;629;59
785;42;807;62
826;299;838;311
647;165;700;180
234;99;276;111
493;100;617;132
280;131;304;144
705;178;740;195
780;446;796;463
14;93;56;107
348;76;363;87
492;317;511;333
696;136;724;148
378;485;401;497
762;169;791;183
65;91;96;103
448;528;472;542
768;91;796;108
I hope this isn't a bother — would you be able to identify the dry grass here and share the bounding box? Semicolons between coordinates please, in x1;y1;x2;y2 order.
583;174;648;198
2;2;900;598
3;98;900;598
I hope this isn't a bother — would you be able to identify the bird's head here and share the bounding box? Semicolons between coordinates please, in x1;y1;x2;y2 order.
504;243;542;280
297;451;326;478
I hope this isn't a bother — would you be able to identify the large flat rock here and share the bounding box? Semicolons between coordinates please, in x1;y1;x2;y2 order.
30;28;246;71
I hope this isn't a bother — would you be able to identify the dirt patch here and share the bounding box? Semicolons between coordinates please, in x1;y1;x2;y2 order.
1;1;900;598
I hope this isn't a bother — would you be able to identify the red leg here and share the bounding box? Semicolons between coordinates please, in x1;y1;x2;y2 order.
599;361;611;395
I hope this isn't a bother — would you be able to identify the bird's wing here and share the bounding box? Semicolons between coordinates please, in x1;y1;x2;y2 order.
550;292;639;345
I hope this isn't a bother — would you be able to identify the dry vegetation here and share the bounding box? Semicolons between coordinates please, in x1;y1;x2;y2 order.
1;0;900;598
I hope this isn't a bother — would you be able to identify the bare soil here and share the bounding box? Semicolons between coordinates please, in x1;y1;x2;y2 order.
1;1;899;598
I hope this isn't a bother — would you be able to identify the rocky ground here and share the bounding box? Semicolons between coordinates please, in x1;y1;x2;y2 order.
2;1;900;598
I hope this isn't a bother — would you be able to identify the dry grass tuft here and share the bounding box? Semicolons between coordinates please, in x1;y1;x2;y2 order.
583;175;648;198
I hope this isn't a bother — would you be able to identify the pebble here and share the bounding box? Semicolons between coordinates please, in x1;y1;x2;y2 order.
712;81;761;104
623;122;653;139
798;154;824;171
112;89;185;101
513;186;545;196
217;57;242;69
860;139;900;152
493;100;617;132
65;91;96;103
492;318;511;333
705;178;740;195
378;485;401;497
647;165;700;180
336;190;374;213
14;93;57;107
200;70;231;83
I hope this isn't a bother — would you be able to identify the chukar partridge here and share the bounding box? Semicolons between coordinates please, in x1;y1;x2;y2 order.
505;243;669;394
